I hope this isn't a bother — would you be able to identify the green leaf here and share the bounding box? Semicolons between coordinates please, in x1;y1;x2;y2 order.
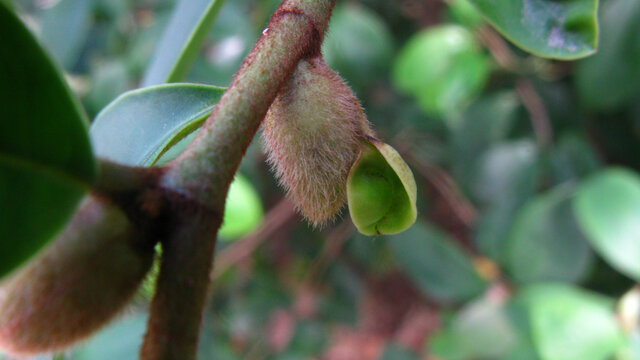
90;83;224;166
505;184;594;284
450;91;521;194
0;4;95;279
448;0;484;28
347;140;417;236
142;0;228;86
322;3;394;94
574;168;640;281
389;222;487;303
468;0;599;60
39;0;92;70
511;283;624;360
575;0;640;110
218;174;264;240
430;298;519;359
548;133;601;186
392;24;490;117
472;140;539;260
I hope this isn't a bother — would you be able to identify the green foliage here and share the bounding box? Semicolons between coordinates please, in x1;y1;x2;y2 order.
218;174;264;240
575;0;640;110
5;0;640;358
468;0;599;59
323;3;394;95
142;0;227;86
505;184;594;284
430;297;520;359
574;168;640;281
90;83;224;166
511;283;624;360
0;3;95;279
392;24;490;117
389;222;487;303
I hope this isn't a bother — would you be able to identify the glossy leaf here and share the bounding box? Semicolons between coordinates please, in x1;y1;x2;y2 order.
393;24;490;117
90;83;224;166
142;0;227;86
347;139;417;236
389;222;487;303
511;283;624;360
505;184;594;284
575;0;640;110
574;168;640;280
0;4;95;279
468;0;599;60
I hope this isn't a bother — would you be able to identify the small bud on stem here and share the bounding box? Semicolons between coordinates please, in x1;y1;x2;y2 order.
263;56;374;225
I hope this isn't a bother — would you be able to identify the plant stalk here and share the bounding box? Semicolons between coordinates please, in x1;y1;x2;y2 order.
140;0;337;358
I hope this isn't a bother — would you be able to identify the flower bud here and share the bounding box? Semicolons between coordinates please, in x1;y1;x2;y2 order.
0;197;154;356
262;56;373;225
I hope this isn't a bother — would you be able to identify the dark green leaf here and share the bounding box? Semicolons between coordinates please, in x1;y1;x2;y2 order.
548;133;601;186
450;91;521;194
0;4;95;279
472;140;539;260
510;283;624;360
575;0;640;110
468;0;599;59
389;222;486;303
505;184;594;284
90;83;224;166
574;168;640;281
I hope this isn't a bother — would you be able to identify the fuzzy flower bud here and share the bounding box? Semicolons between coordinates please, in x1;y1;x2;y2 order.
262;56;373;225
0;197;154;356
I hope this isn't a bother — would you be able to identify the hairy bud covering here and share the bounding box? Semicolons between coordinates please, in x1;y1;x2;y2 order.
0;197;154;356
262;56;374;225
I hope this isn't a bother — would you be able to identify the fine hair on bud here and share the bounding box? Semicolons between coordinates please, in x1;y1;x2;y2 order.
0;196;154;356
262;56;374;226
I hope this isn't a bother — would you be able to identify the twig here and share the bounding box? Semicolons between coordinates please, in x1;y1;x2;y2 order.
211;199;296;279
516;79;552;147
141;1;338;358
303;219;355;286
392;133;477;226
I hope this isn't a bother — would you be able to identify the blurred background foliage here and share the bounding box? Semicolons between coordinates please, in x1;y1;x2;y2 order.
4;0;640;358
